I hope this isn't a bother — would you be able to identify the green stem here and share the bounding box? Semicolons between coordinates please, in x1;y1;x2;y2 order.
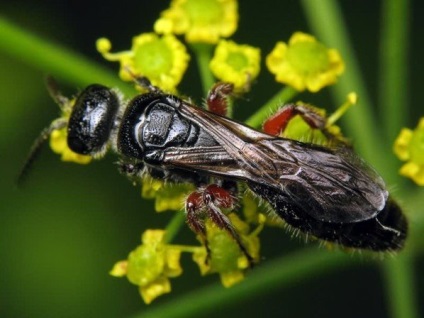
378;2;415;318
0;16;134;95
382;253;418;318
300;0;390;178
135;249;354;318
379;0;410;143
245;86;298;128
408;187;424;254
190;43;215;96
297;3;418;318
164;212;185;244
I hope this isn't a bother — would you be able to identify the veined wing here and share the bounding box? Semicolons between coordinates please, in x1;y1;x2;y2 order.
165;102;389;224
257;139;388;223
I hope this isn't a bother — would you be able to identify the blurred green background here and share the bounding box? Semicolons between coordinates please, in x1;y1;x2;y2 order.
1;1;423;317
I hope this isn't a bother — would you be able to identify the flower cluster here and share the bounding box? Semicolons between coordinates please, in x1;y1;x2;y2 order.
192;214;263;287
266;32;344;92
45;0;364;304
210;40;260;91
154;0;238;44
96;34;190;93
110;230;183;304
394;117;424;185
110;216;263;303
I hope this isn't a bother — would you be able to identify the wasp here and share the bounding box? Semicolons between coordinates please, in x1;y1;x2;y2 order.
20;77;408;264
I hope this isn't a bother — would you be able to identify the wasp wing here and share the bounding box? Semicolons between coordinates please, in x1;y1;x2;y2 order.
150;145;249;179
256;139;388;223
160;102;388;224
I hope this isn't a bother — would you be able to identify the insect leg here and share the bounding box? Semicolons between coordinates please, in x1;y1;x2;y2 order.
206;82;234;116
186;191;207;236
133;76;162;93
117;160;145;179
263;104;327;136
122;67;162;93
185;191;213;261
202;184;255;267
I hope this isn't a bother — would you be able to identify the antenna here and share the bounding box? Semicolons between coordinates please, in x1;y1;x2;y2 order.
17;119;67;185
17;76;70;185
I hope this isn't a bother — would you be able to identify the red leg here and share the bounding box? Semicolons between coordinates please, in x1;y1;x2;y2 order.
206;82;234;116
185;191;212;260
263;104;327;136
185;184;254;267
203;185;254;267
185;191;207;236
203;184;235;209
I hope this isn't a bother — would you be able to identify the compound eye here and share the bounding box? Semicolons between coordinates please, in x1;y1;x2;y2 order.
67;84;119;155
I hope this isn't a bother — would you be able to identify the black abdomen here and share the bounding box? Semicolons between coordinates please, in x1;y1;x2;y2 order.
248;182;407;251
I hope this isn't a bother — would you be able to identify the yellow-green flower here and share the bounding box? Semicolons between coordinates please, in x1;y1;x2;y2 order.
394;117;424;186
154;0;238;44
266;32;345;92
110;229;183;304
141;177;195;212
210;40;261;91
192;214;262;287
97;33;190;92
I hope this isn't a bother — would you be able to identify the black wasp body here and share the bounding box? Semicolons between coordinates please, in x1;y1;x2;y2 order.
22;79;408;258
